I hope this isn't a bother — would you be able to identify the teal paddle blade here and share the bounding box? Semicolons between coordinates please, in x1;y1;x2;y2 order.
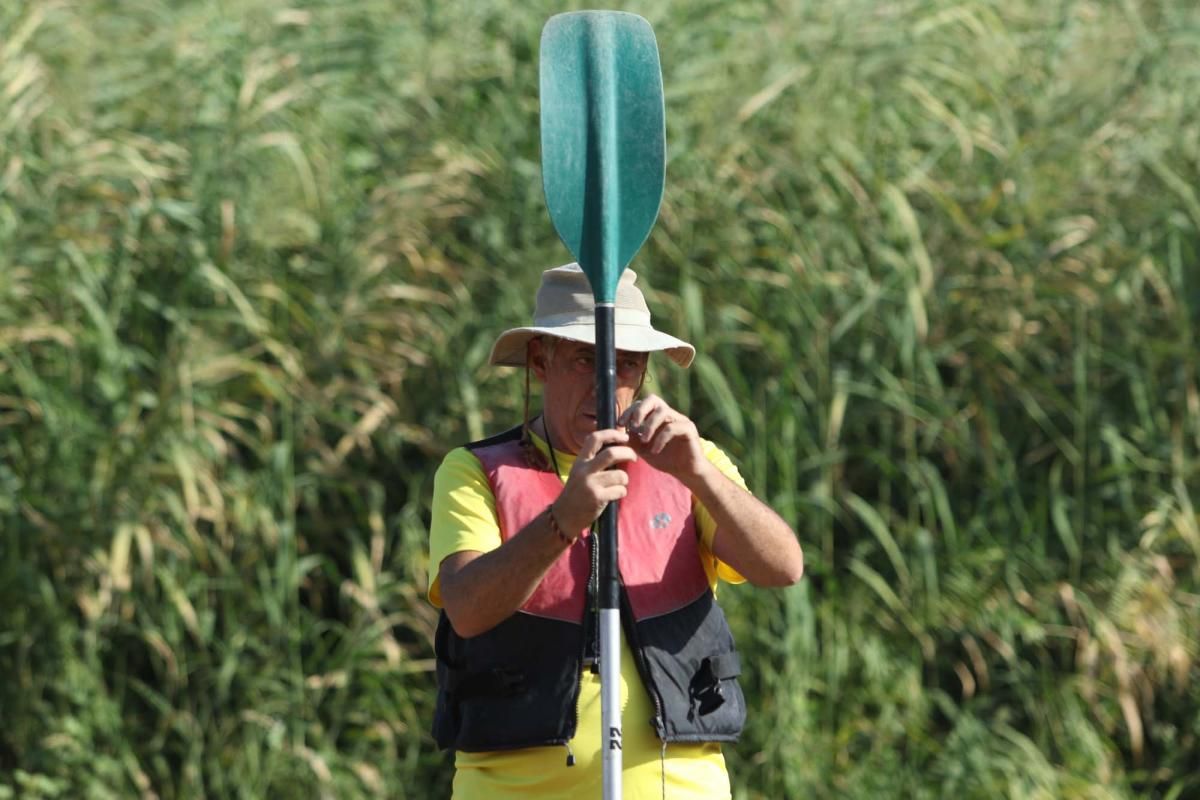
540;11;665;303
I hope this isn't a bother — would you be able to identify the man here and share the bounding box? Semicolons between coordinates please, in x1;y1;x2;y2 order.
428;263;803;798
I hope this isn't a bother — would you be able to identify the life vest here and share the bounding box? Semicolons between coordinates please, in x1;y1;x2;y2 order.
432;426;745;752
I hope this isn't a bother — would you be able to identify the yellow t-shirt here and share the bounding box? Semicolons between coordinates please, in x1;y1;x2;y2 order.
428;432;748;800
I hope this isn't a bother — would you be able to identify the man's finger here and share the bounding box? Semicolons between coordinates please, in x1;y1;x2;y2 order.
647;421;691;455
580;428;630;459
618;394;658;429
592;468;630;486
590;446;637;471
590;487;628;507
616;402;638;428
649;424;674;455
635;405;675;442
603;485;629;502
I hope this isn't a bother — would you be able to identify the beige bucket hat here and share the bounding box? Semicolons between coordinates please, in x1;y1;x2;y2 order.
489;263;695;368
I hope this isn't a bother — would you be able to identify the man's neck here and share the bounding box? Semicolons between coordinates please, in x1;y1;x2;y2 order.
531;414;577;457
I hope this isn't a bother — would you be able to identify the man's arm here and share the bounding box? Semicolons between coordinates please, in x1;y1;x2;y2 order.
683;459;803;587
618;394;803;588
437;508;569;638
438;428;638;638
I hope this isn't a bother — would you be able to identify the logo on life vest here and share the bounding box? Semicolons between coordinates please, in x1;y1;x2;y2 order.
651;512;671;529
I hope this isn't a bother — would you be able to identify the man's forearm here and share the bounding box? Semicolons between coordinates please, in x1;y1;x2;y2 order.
440;428;636;638
682;462;804;587
439;506;569;637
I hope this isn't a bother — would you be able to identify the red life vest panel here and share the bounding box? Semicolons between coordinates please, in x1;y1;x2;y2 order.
473;431;712;623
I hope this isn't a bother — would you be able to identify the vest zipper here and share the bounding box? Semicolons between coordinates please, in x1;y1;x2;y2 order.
587;523;601;673
551;438;588;764
620;579;668;739
567;526;601;764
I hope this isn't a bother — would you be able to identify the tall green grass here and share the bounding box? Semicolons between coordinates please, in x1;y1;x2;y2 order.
1;0;1197;797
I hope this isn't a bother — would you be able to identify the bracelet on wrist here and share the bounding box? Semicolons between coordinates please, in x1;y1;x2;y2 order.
547;503;576;546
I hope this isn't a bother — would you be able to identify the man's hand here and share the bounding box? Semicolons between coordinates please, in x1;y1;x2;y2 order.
554;428;639;534
619;394;804;588
617;394;707;482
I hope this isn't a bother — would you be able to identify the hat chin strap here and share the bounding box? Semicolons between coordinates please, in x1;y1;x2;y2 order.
520;343;552;472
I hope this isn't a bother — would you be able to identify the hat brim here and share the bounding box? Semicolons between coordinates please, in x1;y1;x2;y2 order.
489;324;695;368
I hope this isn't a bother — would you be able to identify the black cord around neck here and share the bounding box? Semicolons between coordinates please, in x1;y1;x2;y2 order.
541;417;565;482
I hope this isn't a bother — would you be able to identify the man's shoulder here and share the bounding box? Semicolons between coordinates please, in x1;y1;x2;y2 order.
435;445;484;486
698;438;747;488
463;424;523;453
435;425;530;487
437;424;524;471
699;437;732;465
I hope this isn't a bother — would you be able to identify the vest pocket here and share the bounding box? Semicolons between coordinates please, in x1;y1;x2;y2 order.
689;651;742;717
634;591;747;742
678;644;746;739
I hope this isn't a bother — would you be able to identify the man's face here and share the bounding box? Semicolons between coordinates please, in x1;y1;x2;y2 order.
529;337;648;455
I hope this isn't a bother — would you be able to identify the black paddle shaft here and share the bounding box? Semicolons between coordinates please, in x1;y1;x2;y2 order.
595;303;620;610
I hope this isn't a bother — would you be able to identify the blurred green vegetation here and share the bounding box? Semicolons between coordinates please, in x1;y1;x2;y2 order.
2;0;1198;797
